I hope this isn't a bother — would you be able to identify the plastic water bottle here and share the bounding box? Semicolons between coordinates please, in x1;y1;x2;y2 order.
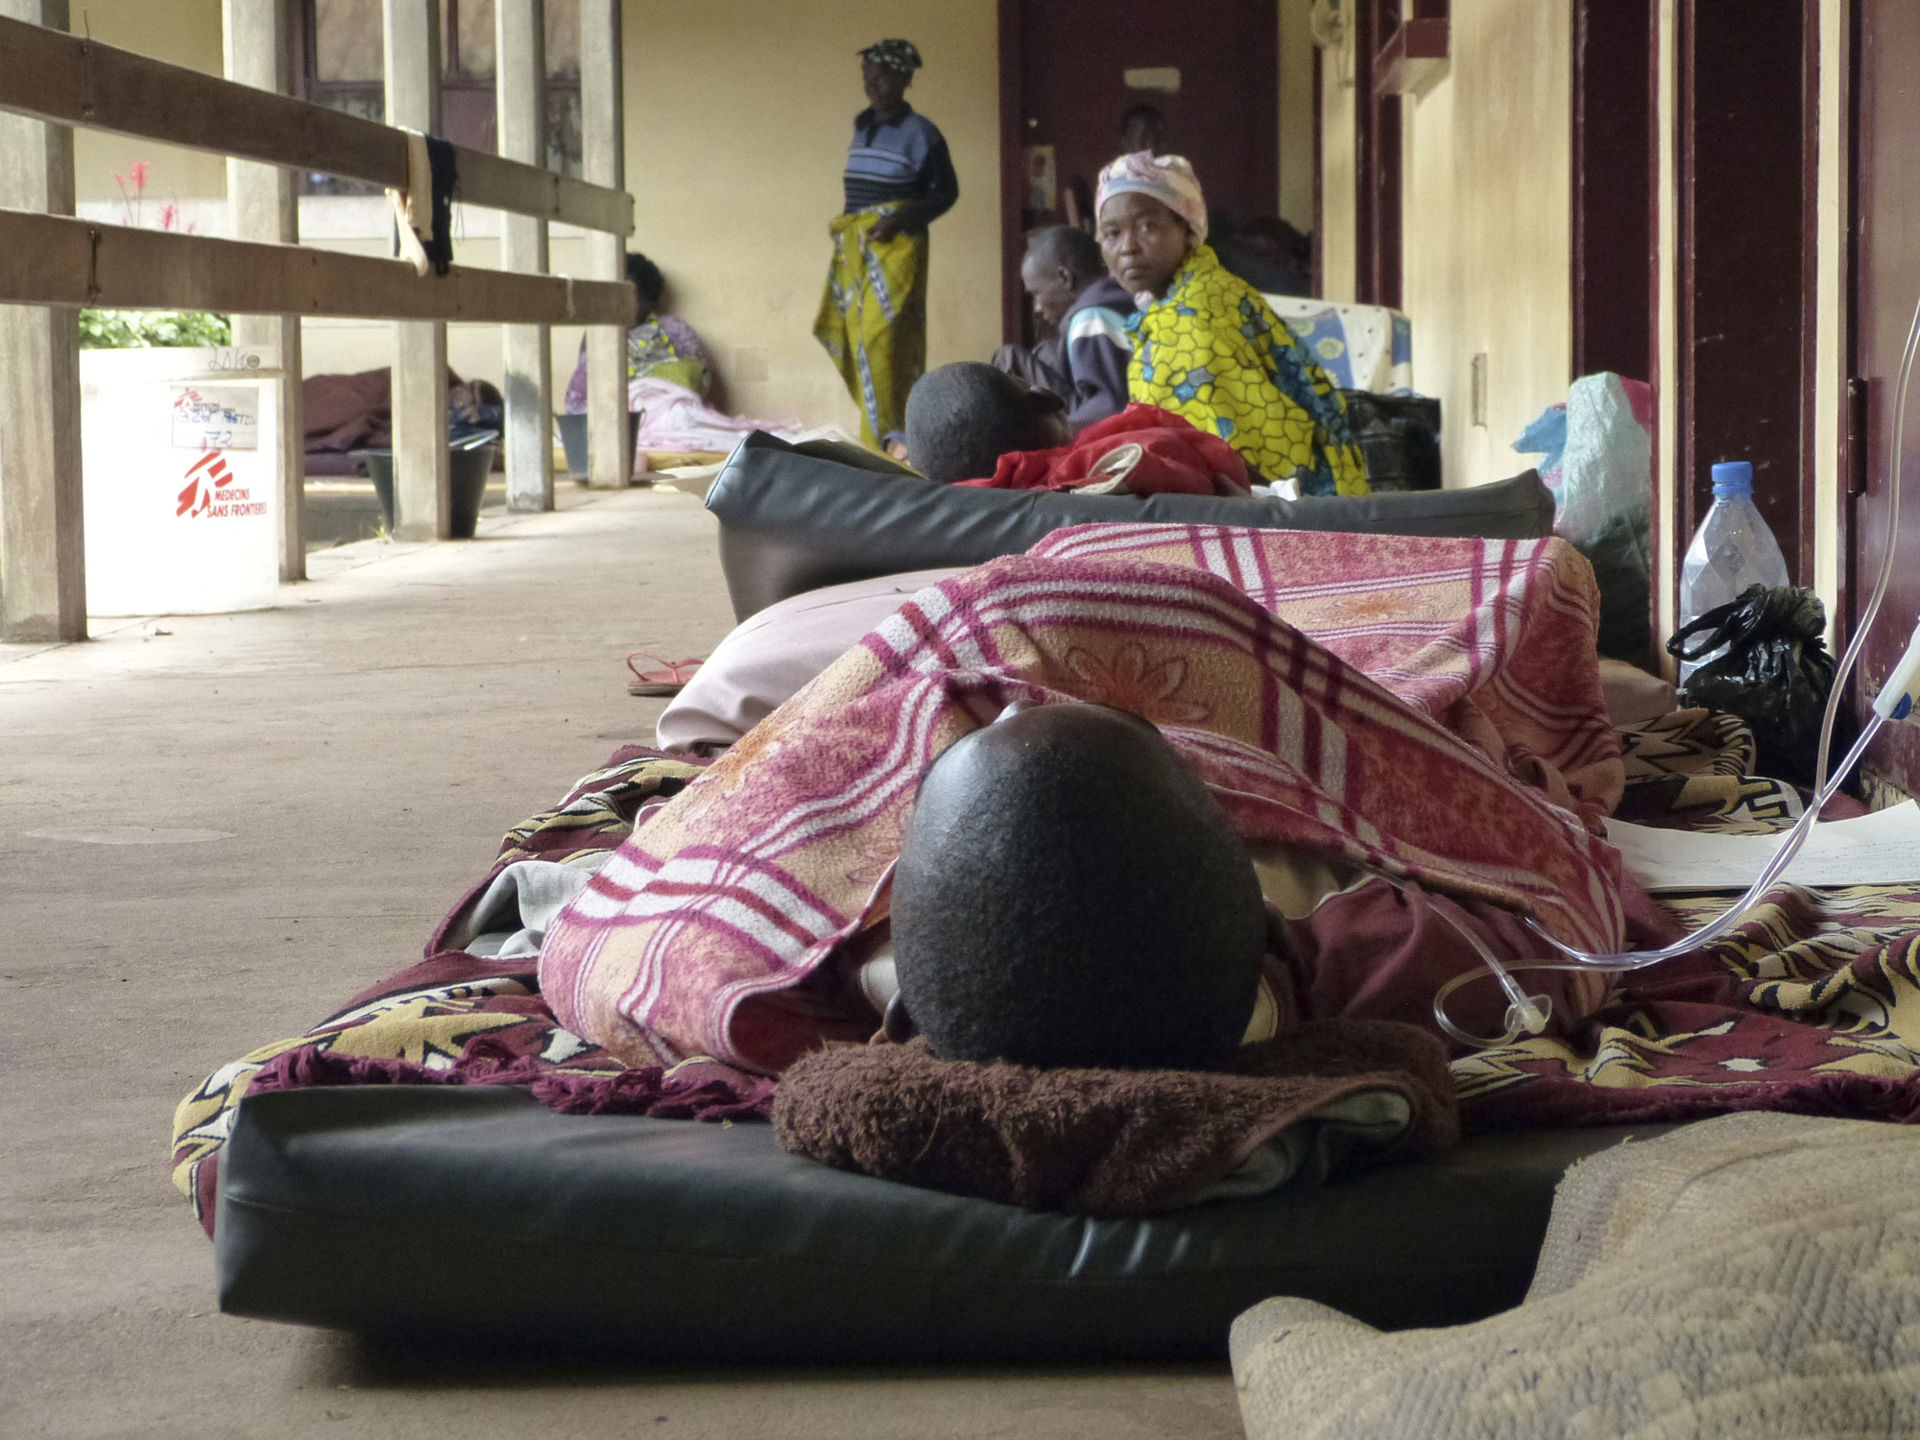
1676;460;1790;681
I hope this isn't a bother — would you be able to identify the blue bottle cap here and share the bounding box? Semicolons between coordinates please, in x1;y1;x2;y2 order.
1711;461;1754;497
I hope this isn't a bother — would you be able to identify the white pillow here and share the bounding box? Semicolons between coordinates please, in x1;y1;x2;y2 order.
657;568;964;753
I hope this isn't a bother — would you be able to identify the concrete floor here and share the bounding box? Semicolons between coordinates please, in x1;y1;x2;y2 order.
0;489;1241;1440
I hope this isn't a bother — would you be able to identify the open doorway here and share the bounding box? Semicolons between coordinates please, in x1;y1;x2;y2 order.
998;0;1279;344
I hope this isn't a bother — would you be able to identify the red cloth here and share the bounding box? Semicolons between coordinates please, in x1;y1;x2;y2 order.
959;404;1254;497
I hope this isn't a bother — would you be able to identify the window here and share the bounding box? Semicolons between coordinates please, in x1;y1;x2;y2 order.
298;0;583;194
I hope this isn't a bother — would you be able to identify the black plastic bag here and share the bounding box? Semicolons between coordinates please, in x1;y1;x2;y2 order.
1666;584;1846;786
1339;390;1441;491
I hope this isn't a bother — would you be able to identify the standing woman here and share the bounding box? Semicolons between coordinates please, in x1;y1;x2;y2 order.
814;39;960;447
1097;152;1366;495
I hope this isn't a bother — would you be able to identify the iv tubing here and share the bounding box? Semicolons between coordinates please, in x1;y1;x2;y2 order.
1516;286;1920;978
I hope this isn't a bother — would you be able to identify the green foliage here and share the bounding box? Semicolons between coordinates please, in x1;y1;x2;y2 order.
78;309;233;349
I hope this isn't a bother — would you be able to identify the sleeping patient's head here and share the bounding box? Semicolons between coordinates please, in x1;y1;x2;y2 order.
904;361;1070;482
889;703;1266;1071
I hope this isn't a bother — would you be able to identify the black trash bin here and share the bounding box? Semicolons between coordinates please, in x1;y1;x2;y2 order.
1340;391;1441;492
356;431;498;539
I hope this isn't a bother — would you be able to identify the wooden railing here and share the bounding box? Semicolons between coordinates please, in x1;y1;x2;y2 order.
0;17;634;235
0;0;632;644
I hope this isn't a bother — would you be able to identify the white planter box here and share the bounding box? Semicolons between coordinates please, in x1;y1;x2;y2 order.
81;345;283;616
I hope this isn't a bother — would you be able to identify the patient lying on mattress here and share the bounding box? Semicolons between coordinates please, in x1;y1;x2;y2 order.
884;702;1268;1070
901;359;1259;497
903;361;1070;482
538;529;1645;1078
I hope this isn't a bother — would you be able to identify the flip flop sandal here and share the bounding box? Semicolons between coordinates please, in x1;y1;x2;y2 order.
626;651;703;697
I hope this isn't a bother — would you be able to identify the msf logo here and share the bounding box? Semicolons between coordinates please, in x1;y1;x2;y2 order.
176;450;234;517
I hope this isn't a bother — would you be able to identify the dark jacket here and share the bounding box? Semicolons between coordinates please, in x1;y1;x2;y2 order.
1059;275;1134;432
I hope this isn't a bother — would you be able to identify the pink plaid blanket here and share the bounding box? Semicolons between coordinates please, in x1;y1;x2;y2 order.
1031;525;1624;820
540;529;1626;1075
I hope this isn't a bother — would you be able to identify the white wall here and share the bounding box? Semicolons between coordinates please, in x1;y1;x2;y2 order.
1316;16;1358;302
1278;0;1316;234
1399;0;1572;491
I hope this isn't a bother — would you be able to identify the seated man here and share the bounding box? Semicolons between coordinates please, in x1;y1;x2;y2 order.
994;226;1134;433
902;361;1070;482
540;529;1644;1078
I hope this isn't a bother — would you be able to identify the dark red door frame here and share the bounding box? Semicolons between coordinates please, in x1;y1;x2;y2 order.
1840;0;1920;797
1353;0;1404;309
1570;0;1656;384
1570;0;1659;662
1673;0;1820;600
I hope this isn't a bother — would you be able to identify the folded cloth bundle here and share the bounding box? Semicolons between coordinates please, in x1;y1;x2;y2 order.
773;1020;1459;1216
960;403;1254;497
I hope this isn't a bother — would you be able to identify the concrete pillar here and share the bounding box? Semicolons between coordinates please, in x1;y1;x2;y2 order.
581;0;631;488
497;0;553;512
0;0;84;643
383;0;450;539
224;0;306;579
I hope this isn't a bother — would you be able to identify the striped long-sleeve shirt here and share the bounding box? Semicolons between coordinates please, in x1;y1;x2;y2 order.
842;103;959;229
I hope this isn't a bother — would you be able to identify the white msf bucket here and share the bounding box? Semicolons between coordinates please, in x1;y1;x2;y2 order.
81;345;283;616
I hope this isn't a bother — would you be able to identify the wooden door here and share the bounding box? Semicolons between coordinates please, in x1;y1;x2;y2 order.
1847;0;1920;796
1002;0;1279;341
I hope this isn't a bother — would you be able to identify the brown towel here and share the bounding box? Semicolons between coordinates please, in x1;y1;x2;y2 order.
772;1020;1459;1216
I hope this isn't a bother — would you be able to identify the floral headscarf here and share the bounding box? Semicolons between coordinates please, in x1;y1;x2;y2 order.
859;39;923;74
1095;151;1208;244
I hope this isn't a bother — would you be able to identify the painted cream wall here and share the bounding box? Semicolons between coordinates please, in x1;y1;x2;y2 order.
615;0;1002;432
1316;17;1358;301
1278;0;1316;234
1400;0;1571;491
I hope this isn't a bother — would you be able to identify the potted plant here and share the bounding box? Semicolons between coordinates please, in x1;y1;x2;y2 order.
77;161;287;616
79;163;233;352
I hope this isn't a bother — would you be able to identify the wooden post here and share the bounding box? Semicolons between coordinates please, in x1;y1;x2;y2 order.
224;0;305;580
0;0;84;642
383;0;450;539
581;0;631;488
497;0;553;512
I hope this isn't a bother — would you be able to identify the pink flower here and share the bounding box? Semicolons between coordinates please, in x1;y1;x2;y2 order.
129;161;149;192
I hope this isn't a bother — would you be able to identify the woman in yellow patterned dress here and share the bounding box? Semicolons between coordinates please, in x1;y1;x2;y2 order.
1095;152;1367;495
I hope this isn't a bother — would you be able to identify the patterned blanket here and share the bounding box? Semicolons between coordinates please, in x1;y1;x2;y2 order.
171;546;1920;1238
1030;525;1624;820
540;535;1627;1074
1459;709;1920;1130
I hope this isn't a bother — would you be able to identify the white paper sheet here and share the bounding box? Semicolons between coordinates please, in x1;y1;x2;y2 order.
1605;801;1920;893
